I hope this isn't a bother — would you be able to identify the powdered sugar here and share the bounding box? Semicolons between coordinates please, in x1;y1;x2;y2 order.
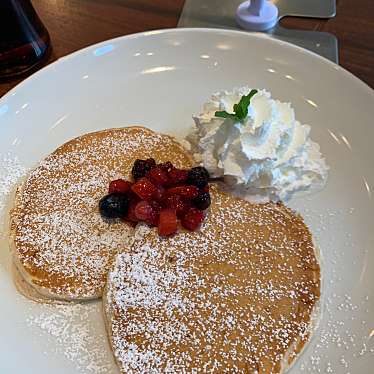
110;246;191;312
12;127;192;298
0;153;26;231
299;293;373;373
293;205;374;373
26;301;116;374
105;190;321;373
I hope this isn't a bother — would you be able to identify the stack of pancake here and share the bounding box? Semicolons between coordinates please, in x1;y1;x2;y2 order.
10;126;320;373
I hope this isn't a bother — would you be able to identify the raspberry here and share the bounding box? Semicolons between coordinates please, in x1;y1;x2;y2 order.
193;191;211;210
166;185;199;200
147;167;169;186
108;179;132;194
134;201;153;221
158;161;174;173
187;166;210;188
148;213;159;226
148;200;161;225
163;194;190;217
131;177;158;200
134;200;160;226
149;200;161;214
131;158;156;180
126;199;140;222
168;168;188;185
181;207;204;231
158;209;178;236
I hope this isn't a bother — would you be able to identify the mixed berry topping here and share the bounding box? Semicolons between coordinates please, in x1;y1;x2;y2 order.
99;159;211;236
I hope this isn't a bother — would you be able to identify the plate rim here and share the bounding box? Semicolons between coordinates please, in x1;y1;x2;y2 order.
1;27;373;104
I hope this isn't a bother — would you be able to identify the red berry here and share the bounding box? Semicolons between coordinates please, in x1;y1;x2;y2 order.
158;161;174;173
149;200;161;212
131;178;158;200
163;194;190;217
108;179;132;194
158;209;178;236
147;167;169;186
166;185;199;200
181;207;204;231
134;201;153;221
153;186;165;201
126;200;139;223
148;200;161;225
134;200;159;226
203;184;210;193
168;168;188;185
148;214;159;226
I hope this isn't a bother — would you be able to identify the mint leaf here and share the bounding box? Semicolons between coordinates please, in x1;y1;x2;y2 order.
214;89;258;122
214;111;237;120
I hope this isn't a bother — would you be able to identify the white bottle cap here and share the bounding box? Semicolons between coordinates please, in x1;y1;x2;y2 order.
236;0;279;31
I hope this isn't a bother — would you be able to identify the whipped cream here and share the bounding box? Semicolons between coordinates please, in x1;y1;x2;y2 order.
188;87;328;202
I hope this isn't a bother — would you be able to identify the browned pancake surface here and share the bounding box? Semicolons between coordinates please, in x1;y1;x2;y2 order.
11;127;193;300
104;187;320;373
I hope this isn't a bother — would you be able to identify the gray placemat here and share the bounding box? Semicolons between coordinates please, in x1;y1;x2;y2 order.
178;0;338;63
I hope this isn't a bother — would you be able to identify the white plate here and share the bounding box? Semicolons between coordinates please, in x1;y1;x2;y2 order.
0;28;373;373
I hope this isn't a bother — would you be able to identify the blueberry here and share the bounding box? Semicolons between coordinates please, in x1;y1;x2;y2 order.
131;158;156;180
99;193;130;218
187;166;210;188
193;191;211;210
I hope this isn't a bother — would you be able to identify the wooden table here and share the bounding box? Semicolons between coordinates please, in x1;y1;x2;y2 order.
0;0;373;97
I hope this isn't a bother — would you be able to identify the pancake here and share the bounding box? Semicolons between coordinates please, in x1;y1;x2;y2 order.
10;126;193;301
12;261;70;305
104;186;320;373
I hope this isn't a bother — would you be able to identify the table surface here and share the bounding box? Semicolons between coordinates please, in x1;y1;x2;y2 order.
0;0;373;97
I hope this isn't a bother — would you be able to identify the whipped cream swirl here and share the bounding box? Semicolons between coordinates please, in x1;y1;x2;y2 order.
188;87;328;202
